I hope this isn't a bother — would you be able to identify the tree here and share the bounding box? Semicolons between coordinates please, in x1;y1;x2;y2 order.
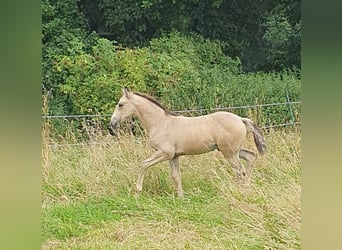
42;0;97;114
261;2;301;71
78;0;300;71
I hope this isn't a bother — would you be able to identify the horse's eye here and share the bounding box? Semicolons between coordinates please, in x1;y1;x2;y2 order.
118;103;123;108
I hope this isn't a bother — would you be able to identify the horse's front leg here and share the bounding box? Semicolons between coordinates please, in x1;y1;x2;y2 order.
136;150;170;194
170;156;184;198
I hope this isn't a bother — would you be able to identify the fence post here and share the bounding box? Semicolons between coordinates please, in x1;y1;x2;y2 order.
285;88;296;128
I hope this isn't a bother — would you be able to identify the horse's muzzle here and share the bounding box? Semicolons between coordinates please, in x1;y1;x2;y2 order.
110;119;118;131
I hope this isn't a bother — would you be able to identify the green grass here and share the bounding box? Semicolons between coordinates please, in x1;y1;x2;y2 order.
42;129;301;249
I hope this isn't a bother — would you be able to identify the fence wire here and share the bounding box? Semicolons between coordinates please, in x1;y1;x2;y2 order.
42;101;301;119
43;101;301;148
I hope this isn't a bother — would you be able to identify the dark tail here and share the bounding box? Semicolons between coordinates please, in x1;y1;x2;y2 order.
241;118;267;155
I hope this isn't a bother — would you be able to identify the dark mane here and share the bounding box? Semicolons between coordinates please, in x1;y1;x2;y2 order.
133;92;179;116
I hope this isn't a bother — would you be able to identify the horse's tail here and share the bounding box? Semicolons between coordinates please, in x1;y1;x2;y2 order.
241;118;267;155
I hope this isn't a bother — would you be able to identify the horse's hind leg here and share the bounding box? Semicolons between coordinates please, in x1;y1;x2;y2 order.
169;156;184;198
239;149;257;180
222;152;246;182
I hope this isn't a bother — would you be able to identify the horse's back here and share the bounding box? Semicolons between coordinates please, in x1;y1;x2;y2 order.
173;111;245;135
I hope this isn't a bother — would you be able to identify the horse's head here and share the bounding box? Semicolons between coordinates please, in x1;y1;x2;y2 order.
110;88;135;130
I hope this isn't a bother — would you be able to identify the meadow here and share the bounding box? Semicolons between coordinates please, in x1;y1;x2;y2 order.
42;125;301;249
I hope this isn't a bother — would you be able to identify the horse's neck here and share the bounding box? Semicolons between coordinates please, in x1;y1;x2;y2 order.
133;95;167;132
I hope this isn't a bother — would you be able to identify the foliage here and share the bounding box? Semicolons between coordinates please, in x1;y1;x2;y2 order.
72;0;300;71
50;32;299;134
42;0;98;115
262;5;301;71
42;0;301;123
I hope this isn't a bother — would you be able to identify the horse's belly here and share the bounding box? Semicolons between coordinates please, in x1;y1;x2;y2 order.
175;133;217;155
175;146;215;156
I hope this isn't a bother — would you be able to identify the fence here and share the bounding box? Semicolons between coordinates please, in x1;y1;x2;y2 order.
42;101;301;147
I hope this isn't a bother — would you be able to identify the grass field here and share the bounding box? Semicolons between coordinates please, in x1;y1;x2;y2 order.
42;128;301;249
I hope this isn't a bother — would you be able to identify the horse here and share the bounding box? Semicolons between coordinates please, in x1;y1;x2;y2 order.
110;88;267;198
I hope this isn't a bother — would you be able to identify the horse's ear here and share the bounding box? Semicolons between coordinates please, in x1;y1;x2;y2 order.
122;87;132;98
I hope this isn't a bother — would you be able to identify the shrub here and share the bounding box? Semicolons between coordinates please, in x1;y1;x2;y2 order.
46;32;300;138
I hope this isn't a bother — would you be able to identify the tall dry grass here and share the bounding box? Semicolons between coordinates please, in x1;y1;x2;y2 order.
42;121;301;249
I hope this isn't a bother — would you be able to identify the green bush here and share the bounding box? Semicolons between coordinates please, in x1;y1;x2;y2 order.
46;32;300;138
42;0;98;115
